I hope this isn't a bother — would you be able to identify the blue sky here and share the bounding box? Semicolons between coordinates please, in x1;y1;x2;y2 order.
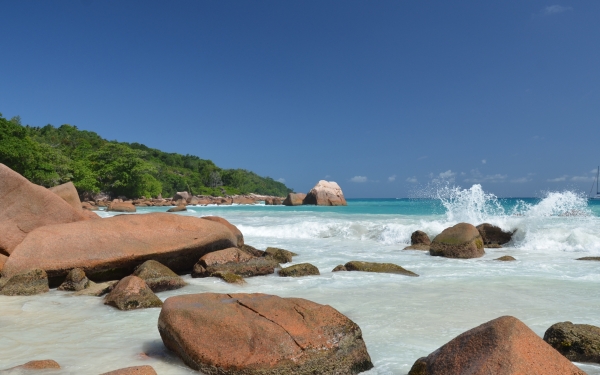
1;1;599;198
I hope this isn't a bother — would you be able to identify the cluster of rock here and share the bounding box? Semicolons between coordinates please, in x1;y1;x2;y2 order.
283;180;348;206
0;360;157;374
402;222;515;259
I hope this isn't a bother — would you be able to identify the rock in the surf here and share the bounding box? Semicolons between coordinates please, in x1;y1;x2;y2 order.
192;248;279;278
0;359;61;372
303;180;347;206
0;164;88;256
430;223;484;259
332;264;347;272
279;263;320;277
158;293;374;374
240;244;265;257
104;276;162;310
99;365;157;375
2;213;237;285
495;255;516;261
283;192;306;206
107;201;136;212
167;204;187;212
408;316;586;375
264;247;296;263
544;321;600;364
211;271;246;284
0;268;49;296
404;230;431;250
58;268;90;291
577;257;600;261
343;261;418;276
476;223;514;248
74;280;118;297
132;260;186;292
201;216;244;247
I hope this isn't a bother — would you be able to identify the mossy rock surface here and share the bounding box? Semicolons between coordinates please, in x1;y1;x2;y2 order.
192;257;280;278
212;271;246;284
332;264;347;272
430;223;485;259
133;260;186;292
344;261;418;277
544;321;600;363
240;244;265;257
104;276;162;311
265;247;297;263
58;268;90;291
279;263;320;277
495;255;516;261
0;268;49;296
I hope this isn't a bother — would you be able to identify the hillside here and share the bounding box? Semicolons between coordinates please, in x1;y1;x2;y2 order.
0;114;291;198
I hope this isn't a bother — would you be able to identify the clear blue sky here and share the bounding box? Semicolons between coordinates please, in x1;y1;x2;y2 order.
1;1;599;198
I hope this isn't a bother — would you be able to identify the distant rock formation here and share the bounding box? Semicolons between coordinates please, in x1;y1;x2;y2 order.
303;180;347;206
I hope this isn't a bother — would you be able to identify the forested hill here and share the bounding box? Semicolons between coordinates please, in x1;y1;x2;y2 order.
0;114;292;198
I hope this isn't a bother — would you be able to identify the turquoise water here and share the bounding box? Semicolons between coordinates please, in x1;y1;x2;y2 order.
1;184;600;374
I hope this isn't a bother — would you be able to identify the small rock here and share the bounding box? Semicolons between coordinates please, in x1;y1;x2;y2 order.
104;276;163;310
58;268;90;291
212;271;246;284
344;261;418;276
476;223;514;248
167;205;187;212
403;244;430;251
0;269;49;296
240;244;265;257
107;201;136;212
279;263;320;277
99;365;157;375
192;257;280;278
1;359;60;372
544;321;600;364
74;280;118;297
577;257;600;261
132;260;186;292
411;230;431;245
264;247;296;263
332;264;347;272
430;223;485;259
495;255;516;261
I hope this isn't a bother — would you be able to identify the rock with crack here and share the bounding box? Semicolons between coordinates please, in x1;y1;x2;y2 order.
158;293;374;374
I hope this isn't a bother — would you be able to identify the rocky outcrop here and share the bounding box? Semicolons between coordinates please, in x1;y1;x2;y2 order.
279;263;320;277
201;216;244;247
2;213;237;285
104;276;163;310
265;247;297;263
107;201;136;212
0;164;88;255
430;223;485;259
167;205;187;212
408;316;586;375
0;359;60;372
343;261;418;277
132;260;186;292
283;193;307;206
404;230;431;250
544;321;600;364
0;269;49;296
265;197;283;205
158;293;373;374
495;255;516;261
99;366;157;375
303;180;347;206
192;248;279;278
48;181;82;212
57;268;91;291
476;223;514;248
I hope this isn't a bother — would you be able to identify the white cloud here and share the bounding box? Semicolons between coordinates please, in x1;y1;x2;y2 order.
350;176;367;183
439;170;456;179
591;169;598;174
511;177;530;183
277;178;285;183
388;175;396;182
547;175;568;182
571;175;594;182
464;169;507;183
406;177;418;183
460;172;466;176
481;159;487;164
542;5;573;16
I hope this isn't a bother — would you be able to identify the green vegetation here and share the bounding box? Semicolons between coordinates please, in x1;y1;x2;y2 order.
0;113;291;197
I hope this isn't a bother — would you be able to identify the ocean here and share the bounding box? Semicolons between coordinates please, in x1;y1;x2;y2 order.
1;184;600;374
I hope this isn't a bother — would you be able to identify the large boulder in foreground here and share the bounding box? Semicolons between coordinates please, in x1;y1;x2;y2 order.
303;180;347;206
158;293;373;374
0;164;88;255
430;223;484;259
2;213;237;285
544;321;600;364
283;193;307;206
476;223;514;248
104;276;163;310
201;216;244;247
408;316;586;375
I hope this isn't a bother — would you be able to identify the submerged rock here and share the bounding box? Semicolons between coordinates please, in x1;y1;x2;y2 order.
264;247;297;263
279;263;320;277
104;276;163;311
212;271;246;284
495;255;516;261
158;293;373;374
577;257;600;261
132;260;186;292
343;261;418;277
408;316;586;375
476;223;514;248
282;193;306;206
0;359;60;372
303;180;347;206
332;264;347;272
58;268;90;291
99;365;157;375
167;205;187;212
0;269;49;296
544;321;600;364
403;244;431;251
430;223;484;259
